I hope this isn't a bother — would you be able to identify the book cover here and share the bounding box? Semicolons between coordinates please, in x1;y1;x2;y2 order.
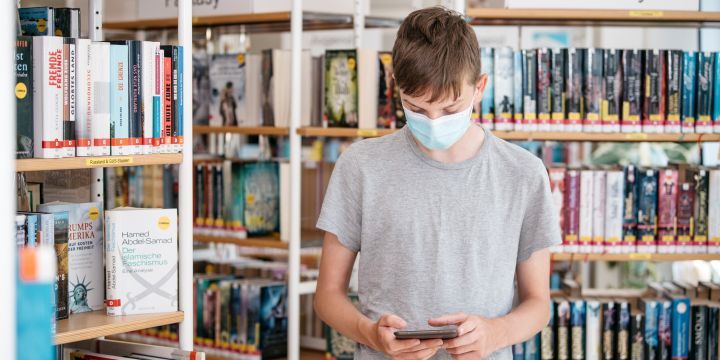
480;47;495;130
21;212;38;246
622;49;643;133
105;208;178;316
670;297;691;359
110;44;130;155
537;48;551;131
641;299;660;359
550;48;567;132
324;50;358;128
243;162;279;236
549;168;566;252
666;50;683;133
557;299;571;360
514;50;524;129
579;170;594;253
37;212;54;247
16;36;34;159
219;280;232;346
63;37;76;157
709;170;720;254
74;39;92;156
659;300;672;360
693;169;709;253
602;49;622;133
53;210;69;320
622;166;639;253
682;51;697;134
260;49;275;127
514;342;525;359
541;301;555;360
192;48;210;127
524;335;540;360
677;183;695;254
630;313;644;360
494;47;514;130
152;46;164;152
637;169;658;253
616;301;631;360
53;8;80;37
162;47;173;153
584;48;603;132
643;50;667;133
564;170;581;253
696;52;713;133
19;7;54;36
141;42;160;155
570;299;585;360
32;36;64;159
605;171;624;253
586;300;602;360
713;52;720;132
566;48;585;132
592;171;606;253
690;304;707;360
707;305;719;360
377;52;396;129
603;301;617;359
209;53;246;128
38;202;104;313
127;40;144;154
658;169;679;253
523;49;537;131
90;42;110;156
258;284;288;358
176;46;184;152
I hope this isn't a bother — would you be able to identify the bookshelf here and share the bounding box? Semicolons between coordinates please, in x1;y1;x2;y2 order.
551;253;720;262
194;234;288;249
16;154;183;172
194;125;290;136
55;311;184;345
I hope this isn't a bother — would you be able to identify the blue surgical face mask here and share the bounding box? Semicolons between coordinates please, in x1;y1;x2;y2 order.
403;100;475;150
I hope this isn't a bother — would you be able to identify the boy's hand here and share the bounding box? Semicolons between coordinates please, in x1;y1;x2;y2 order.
428;312;501;359
366;314;443;360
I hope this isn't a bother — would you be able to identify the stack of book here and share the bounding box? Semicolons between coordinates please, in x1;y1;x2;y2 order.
549;166;720;254
104;165;178;210
16;7;184;159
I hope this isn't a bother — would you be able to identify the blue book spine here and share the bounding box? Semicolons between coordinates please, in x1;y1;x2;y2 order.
671;297;691;359
524;334;540;360
23;213;38;247
681;51;697;132
513;50;524;124
480;47;495;128
110;44;130;155
571;300;586;360
637;169;658;252
514;342;525;359
707;306;719;360
176;46;184;150
659;300;673;360
644;300;660;359
713;52;720;126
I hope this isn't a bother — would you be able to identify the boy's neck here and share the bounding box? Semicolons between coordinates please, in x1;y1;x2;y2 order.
415;124;485;163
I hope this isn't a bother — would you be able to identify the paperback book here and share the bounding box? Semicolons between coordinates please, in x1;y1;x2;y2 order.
537;48;551;131
480;47;495;130
566;48;584;132
494;47;514;130
550;48;566;132
16;36;34;159
602;49;622;133
324;50;358;128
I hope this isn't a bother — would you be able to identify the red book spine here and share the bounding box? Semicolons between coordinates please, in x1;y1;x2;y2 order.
677;182;695;252
564;170;581;251
163;57;172;150
657;169;678;252
549;168;566;247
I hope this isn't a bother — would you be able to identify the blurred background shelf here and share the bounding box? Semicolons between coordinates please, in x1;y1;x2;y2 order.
552;253;720;262
55;311;184;345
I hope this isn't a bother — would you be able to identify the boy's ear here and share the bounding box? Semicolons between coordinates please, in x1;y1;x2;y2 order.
474;74;488;102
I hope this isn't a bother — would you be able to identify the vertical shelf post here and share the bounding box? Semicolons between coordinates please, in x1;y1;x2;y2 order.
177;0;194;351
288;0;303;359
89;0;104;205
1;0;17;357
354;0;365;48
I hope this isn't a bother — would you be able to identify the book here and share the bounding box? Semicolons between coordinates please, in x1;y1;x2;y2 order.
248;282;288;358
603;301;617;359
176;46;184;152
709;170;720;254
602;49;622;133
682;51;697;134
557;299;571;360
616;301;631;360
62;37;76;157
90;42;110;156
666;50;683;133
714;52;720;133
74;38;92;156
52;210;69;320
566;48;585;132
622;49;643;133
707;305;719;360
514;343;525;359
579;170;594;253
162;46;173;153
162;45;180;153
514;50;524;128
658;169;679;253
659;300;673;360
637;169;658;253
695;52;713;133
643;50;667;133
549;168;566;252
110;43;130;155
537;48;552;131
16;36;34;159
678;182;695;254
324;50;358;128
592;170;606;253
693;169;709;254
525;335;540;360
670;296;691;359
641;299;660;359
480;47;495;130
630;313;644;360
541;301;555;360
209;53;247;127
494;47;514;131
141;42;160;155
690;303;707;360
570;299;585;359
32;36;64;159
622;166;639;253
127;40;144;154
105;207;178;316
53;8;80;37
583;48;603;132
550;48;566;132
564;170;581;253
243;162;279;236
38;202;104;313
376;52;401;129
19;7;55;36
605;170;624;254
523;49;537;131
152;45;164;153
586;300;602;360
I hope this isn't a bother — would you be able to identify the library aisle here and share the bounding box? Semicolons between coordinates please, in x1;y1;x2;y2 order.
7;0;720;359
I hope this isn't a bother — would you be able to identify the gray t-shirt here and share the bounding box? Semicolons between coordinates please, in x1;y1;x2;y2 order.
317;126;561;360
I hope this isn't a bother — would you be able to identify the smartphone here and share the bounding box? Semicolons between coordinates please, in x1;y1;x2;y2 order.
394;328;458;340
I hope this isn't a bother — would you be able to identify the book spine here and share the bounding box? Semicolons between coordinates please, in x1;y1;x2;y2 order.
602;49;622;133
616;301;631;360
110;44;130;155
141;42;155;154
709;170;720;254
549;168;566;252
658;169;679;253
677;183;695;254
163;48;173;153
603;301;616;360
643;49;666;133
579;170;594;253
566;48;584;132
637;169;658;253
690;305;707;360
64;38;76;157
592;171;606;253
696;52;713;133
558;300;570;360
550;48;566;132
564;170;581;252
90;42;110;156
54;212;69;320
583;48;603;132
537;48;551;131
171;46;179;152
622;165;639;253
659;300;673;360
480;47;494;130
541;301;555;360
714;52;720;132
571;300;586;360
666;50;683;133
523;49;538;131
514;343;525;359
671;297;691;360
494;47;514;131
622;49;643;133
513;50;524;128
693;169;709;253
128;40;143;154
605;171;625;253
152;45;163;152
33;36;65;159
16;36;34;159
682;51;697;134
707;306;718;360
586;300;602;360
74;39;92;156
176;45;184;152
644;300;660;359
631;313;644;360
19;7;54;36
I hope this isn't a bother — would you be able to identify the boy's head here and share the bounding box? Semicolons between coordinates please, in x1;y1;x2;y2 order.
393;7;485;119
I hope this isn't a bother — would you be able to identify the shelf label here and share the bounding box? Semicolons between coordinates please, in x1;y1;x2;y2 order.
624;133;648;140
628;253;652;260
629;10;664;18
86;157;134;167
357;129;379;137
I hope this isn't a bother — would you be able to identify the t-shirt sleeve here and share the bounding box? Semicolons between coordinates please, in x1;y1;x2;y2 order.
517;160;562;263
316;148;362;252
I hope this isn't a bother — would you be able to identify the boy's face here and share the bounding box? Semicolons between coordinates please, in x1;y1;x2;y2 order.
399;74;487;120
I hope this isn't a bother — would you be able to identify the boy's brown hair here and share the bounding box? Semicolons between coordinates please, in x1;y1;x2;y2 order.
392;7;481;103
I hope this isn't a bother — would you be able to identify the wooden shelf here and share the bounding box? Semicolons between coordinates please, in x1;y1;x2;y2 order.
467;8;720;27
194;233;288;249
297;127;720;142
55;310;184;345
194;125;290;136
16;154;183;172
552;253;720;262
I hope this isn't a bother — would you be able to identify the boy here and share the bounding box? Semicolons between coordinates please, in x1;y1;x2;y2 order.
315;7;560;360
